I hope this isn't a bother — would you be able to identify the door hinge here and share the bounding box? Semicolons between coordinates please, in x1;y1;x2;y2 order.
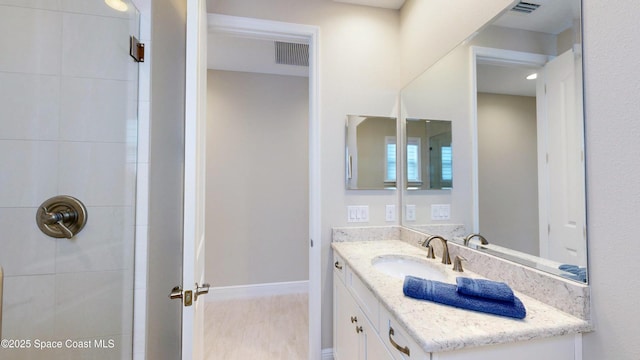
310;238;314;247
129;35;145;63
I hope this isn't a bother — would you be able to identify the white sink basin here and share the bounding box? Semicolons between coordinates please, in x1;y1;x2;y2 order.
372;255;448;281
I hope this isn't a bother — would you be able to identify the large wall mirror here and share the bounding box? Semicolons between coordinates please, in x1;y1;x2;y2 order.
345;115;397;190
401;0;587;282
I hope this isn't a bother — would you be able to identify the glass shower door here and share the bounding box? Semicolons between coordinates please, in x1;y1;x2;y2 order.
0;1;139;358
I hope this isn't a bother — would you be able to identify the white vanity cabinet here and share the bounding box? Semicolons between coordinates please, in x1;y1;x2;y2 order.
334;273;394;360
334;254;394;360
333;251;583;360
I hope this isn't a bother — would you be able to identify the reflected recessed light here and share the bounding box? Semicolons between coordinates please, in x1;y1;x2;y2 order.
105;0;128;12
526;73;538;80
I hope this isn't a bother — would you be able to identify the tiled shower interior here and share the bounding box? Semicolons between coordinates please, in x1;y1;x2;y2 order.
0;1;139;358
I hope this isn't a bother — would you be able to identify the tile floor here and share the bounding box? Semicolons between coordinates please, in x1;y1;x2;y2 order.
204;293;309;359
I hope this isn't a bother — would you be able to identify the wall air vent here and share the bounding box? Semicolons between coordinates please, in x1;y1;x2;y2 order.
511;1;541;14
275;41;309;67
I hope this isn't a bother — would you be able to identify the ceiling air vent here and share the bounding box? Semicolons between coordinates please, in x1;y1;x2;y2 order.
510;1;541;14
275;41;309;67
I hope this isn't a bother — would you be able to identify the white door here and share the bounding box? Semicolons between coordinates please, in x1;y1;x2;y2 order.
182;0;209;358
538;48;586;265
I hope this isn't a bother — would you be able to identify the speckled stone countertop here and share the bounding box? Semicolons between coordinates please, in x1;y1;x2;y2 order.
332;240;592;354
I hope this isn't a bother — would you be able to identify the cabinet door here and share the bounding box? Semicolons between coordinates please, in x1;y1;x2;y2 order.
334;273;363;360
363;316;393;360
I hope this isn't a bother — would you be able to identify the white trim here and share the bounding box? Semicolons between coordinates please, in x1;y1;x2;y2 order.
574;333;583;360
321;348;334;360
208;14;312;44
470;47;480;233
208;14;322;360
474;46;551;67
205;281;309;301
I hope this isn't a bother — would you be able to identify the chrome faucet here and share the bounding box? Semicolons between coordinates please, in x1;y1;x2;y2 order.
421;235;451;265
463;233;489;246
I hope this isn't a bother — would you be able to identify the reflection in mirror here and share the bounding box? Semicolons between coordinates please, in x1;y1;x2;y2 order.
345;115;397;190
400;0;587;282
405;119;452;190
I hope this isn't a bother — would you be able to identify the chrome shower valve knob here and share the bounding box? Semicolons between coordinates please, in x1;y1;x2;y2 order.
36;195;88;239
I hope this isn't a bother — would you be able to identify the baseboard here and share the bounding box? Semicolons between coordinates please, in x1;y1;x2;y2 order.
206;280;309;301
321;348;334;360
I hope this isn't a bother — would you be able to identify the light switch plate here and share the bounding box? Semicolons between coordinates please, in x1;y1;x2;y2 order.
405;204;416;221
431;204;451;220
347;205;369;223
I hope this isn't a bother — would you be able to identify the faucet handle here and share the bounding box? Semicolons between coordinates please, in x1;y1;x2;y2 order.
452;255;466;272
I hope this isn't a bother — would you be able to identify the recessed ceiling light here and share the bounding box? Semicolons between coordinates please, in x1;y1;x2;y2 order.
105;0;128;12
526;73;538;80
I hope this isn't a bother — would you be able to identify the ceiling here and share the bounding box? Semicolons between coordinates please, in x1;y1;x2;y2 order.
476;0;580;97
493;0;579;35
477;63;540;97
332;0;405;9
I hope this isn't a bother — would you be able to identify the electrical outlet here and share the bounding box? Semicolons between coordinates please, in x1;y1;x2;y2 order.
405;204;416;221
385;205;396;222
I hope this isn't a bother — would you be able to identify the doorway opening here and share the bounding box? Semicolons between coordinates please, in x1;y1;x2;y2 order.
203;14;321;359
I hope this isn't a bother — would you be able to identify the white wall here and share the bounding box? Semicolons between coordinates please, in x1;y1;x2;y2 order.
210;0;400;348
401;44;473;226
205;69;309;287
477;93;539;255
399;0;514;85
582;0;640;358
145;0;186;359
0;1;138;358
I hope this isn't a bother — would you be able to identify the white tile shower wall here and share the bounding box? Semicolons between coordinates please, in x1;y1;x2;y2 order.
0;72;60;140
0;208;56;276
0;6;62;74
0;2;139;359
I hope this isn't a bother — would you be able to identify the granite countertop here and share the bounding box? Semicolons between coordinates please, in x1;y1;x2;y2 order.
332;240;592;354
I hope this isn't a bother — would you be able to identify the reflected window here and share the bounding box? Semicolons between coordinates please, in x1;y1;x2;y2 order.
441;145;452;183
407;137;421;182
385;136;396;182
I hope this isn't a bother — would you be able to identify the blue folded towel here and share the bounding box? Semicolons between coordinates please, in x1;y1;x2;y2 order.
403;276;526;319
456;277;515;303
559;264;587;282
